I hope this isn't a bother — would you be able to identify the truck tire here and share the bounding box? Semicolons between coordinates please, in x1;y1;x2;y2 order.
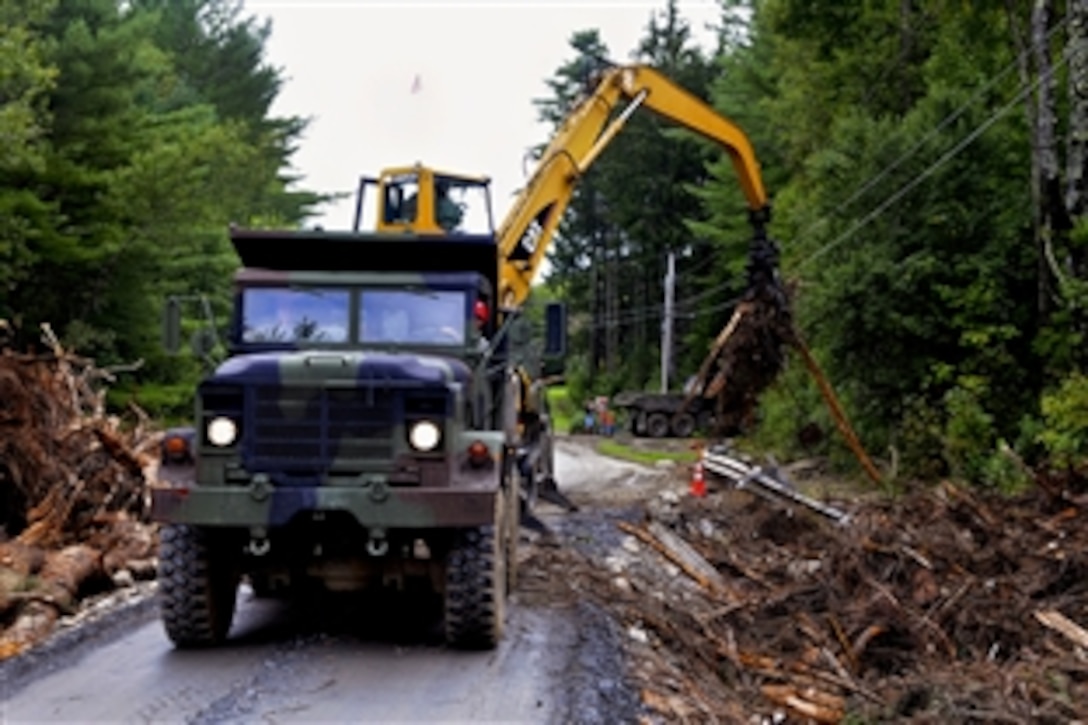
444;523;505;649
670;412;696;438
159;524;239;648
646;412;670;438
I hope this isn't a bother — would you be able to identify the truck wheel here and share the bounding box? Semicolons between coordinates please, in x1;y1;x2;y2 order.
159;524;239;648
646;412;671;438
444;523;505;649
670;412;696;438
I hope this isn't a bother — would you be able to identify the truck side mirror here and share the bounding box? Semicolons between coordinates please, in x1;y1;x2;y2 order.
544;302;566;358
163;297;181;354
191;328;217;358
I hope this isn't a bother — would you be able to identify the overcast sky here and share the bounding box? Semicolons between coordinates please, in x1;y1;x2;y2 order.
245;0;724;230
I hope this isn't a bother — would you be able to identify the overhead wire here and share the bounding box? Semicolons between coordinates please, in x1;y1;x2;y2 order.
562;12;1071;330
796;47;1071;270
791;12;1069;247
663;13;1070;305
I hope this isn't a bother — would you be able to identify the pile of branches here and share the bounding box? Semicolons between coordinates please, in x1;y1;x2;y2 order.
0;324;159;659
545;474;1088;722
686;276;794;438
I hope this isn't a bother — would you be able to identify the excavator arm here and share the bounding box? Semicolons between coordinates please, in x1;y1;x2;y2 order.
497;63;773;309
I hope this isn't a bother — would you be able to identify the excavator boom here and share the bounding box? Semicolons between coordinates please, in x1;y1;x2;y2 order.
497;63;773;309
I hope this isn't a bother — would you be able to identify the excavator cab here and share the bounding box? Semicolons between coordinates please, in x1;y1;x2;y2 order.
353;164;496;237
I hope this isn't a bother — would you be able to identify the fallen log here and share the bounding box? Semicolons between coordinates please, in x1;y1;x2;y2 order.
617;520;733;600
0;540;45;577
0;544;103;659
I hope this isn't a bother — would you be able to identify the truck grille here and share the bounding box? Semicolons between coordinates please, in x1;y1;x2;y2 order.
248;386;400;471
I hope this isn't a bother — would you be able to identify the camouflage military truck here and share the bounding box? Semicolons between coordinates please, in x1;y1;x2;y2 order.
154;166;566;650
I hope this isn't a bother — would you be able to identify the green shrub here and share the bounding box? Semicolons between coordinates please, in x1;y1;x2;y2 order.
1037;372;1088;469
108;382;195;425
941;385;996;482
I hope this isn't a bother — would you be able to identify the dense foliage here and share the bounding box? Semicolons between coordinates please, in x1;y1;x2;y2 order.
538;0;1088;482
0;0;324;416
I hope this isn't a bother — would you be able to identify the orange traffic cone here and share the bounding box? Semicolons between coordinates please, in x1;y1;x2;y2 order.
690;459;706;497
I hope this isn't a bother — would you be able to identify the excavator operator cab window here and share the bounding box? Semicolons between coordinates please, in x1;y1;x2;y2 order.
383;174;420;225
433;176;493;235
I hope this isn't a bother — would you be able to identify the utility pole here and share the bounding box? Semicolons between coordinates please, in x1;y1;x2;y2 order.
661;251;675;393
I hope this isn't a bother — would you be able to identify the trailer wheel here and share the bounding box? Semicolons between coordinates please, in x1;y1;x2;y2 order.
646;412;670;438
670;412;696;438
444;520;505;649
159;524;239;648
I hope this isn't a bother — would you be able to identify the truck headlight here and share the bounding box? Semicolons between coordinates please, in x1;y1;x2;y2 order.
408;420;441;451
207;416;239;447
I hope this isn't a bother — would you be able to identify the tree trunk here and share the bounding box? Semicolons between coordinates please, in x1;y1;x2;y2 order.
1033;0;1061;315
592;232;605;378
1068;0;1088;363
605;231;619;378
635;260;647;387
1067;0;1088;233
899;0;913;114
1007;0;1044;312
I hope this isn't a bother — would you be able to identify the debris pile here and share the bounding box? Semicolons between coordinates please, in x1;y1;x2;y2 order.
0;326;159;659
528;469;1088;722
685;284;794;438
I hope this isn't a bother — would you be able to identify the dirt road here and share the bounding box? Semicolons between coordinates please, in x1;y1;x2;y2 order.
1;438;671;724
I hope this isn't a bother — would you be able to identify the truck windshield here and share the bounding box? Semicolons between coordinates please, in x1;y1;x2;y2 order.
241;288;350;343
360;290;467;345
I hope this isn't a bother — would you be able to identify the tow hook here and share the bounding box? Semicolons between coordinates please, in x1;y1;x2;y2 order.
367;528;389;557
248;537;271;556
248;526;271;556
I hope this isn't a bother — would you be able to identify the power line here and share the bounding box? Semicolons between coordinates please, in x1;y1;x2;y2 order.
555;13;1072;329
665;14;1070;304
791;12;1070;246
585;289;744;331
796;48;1071;270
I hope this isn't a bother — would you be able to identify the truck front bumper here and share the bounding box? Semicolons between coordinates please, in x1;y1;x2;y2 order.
150;480;499;529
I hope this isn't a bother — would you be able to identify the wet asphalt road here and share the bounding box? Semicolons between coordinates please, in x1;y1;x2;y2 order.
3;594;575;723
1;439;649;724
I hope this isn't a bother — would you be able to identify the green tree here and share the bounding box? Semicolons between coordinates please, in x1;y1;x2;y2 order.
0;0;57;313
0;0;322;415
687;0;1059;479
537;1;719;395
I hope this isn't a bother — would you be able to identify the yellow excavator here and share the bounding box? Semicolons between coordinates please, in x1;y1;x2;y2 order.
351;62;795;514
360;64;780;306
496;63;777;310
